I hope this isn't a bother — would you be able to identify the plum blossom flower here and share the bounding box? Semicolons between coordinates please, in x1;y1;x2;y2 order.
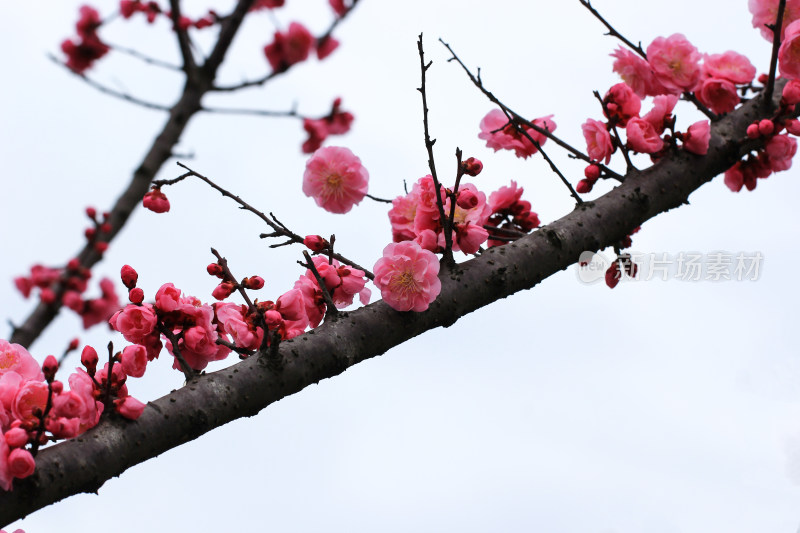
646;34;702;93
109;304;157;344
0;341;43;381
264;22;315;72
611;47;666;98
626;118;664;153
303;146;369;214
581;118;614;164
478;109;556;159
603;83;641;126
695;78;739;114
373;241;441;312
683;120;711;155
702;51;756;84
779;20;800;79
749;0;800;40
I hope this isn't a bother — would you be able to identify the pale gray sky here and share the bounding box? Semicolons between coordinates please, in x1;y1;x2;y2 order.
2;1;800;531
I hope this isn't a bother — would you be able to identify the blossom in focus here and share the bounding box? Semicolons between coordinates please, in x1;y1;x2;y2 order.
683;120;711;155
478;109;556;159
582;118;614;164
626;118;664;154
373;241;441;312
303;146;369;214
646;34;702;93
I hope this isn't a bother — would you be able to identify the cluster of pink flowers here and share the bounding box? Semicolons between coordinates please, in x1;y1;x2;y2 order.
293;257;370;328
120;1;216;30
478;109;556;159
61;5;109;74
264;22;338;73
578;79;710;192
0;339;145;492
303;146;369;214
15;240;120;331
484;181;541;247
302;98;355;153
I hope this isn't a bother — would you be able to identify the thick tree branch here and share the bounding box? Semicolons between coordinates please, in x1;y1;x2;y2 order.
0;79;779;526
9;0;259;349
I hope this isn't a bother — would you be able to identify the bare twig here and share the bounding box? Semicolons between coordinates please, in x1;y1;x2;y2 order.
578;0;646;58
107;42;182;71
765;0;788;106
301;251;338;319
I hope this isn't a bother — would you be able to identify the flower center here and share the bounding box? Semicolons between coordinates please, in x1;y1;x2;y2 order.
390;269;419;296
0;349;18;370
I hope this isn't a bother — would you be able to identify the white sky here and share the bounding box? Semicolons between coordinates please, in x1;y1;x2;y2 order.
2;0;800;531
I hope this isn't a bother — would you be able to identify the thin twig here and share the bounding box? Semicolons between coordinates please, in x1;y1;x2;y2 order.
439;39;623;182
366;193;393;204
301;251;338;319
417;34;454;265
578;0;646;58
682;92;719;121
210;248;254;311
765;0;787;106
49;54;171;111
107;42;182;71
169;0;198;75
199;106;300;117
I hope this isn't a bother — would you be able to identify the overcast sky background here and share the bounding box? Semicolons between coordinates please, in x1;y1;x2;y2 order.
2;1;800;531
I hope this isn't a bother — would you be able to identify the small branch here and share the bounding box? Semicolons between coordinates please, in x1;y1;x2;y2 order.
199;105;300;118
593;90;635;172
102;342;116;414
765;0;787;106
417;34;453;265
440;39;623;182
366;193;393;204
301;251;338;320
107;42;182;71
216;338;255;358
210;248;254;311
158;326;196;381
49;55;171;112
578;0;646;58
682;92;719;121
30;381;55;457
168;0;198;75
159;164;375;280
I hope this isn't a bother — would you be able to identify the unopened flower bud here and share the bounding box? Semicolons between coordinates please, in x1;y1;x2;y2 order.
576;179;594;194
4;428;28;449
783;80;800;105
85;206;97;219
461;157;483;176
42;355;58;382
243;276;265;290
94;242;109;253
303;235;328;252
264;309;283;327
456;189;479;209
129;287;145;304
746;123;761;139
100;222;112;233
81;345;99;375
85;227;96;240
51;380;64;394
584;164;601;180
206;263;224;277
212;281;235;301
758;119;774;136
758;73;769;84
143;188;170;214
120;264;138;289
40;288;56;304
68;338;80;351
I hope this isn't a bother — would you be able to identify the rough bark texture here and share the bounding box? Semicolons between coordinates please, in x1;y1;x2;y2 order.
0;86;780;525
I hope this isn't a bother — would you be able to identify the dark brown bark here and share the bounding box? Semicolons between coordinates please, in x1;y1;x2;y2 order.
0;79;779;526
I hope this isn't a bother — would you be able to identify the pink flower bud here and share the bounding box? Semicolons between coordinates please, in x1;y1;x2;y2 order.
4;428;28;448
40;288;56;304
206;263;223;277
584;164;601;180
143;188;170;214
100;222;112;233
786;119;800;136
746;123;761;139
81;345;99;375
121;344;148;378
8;448;36;479
758;73;769;84
758;119;775;136
42;355;58;382
303;235;328;252
68;338;80;351
212;281;235;301
461;157;483;176
456;189;479;209
264;309;283;327
115;396;146;420
62;291;83;312
85;227;96;240
783;80;800;105
129;287;145;304
86;206;97;219
67;258;80;271
94;242;109;253
120;264;138;289
576;179;594;194
244;276;265;290
51;380;64;394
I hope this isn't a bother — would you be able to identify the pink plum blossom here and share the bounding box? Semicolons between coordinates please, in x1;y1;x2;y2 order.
109;304;157;344
303;146;369;214
646;34;702;93
582;118;614;164
643;94;679;133
749;0;800;40
373;241;441;312
695;78;740;114
611;46;666;98
702;51;756;84
263;22;315;72
121;344;148;378
683;120;711;155
0;341;43;381
626;118;664;153
115;396;146;420
478;109;556;159
7;449;35;480
603;83;641;126
779;19;800;79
